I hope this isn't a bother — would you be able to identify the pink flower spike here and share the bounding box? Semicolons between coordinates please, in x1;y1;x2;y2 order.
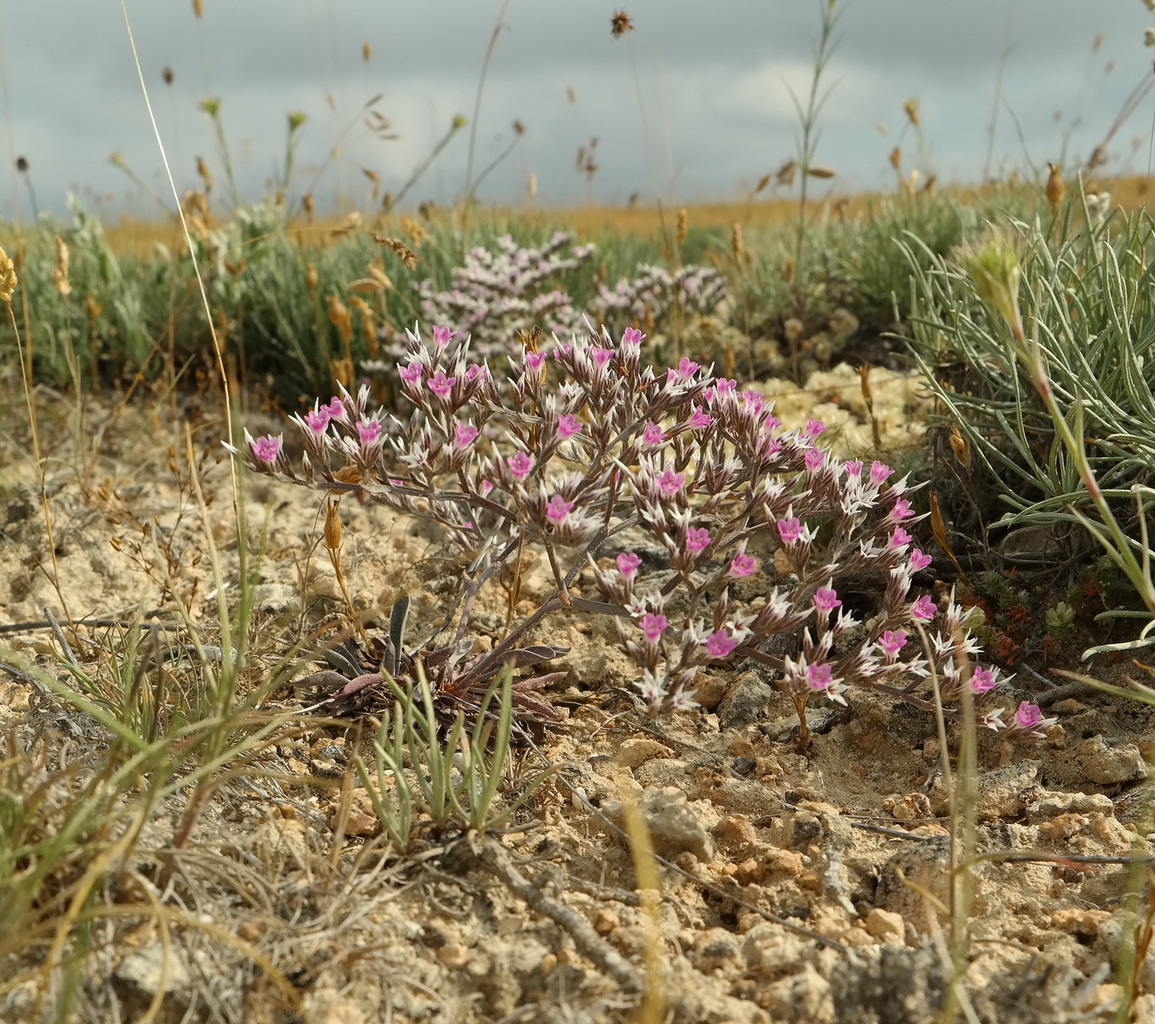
889;527;913;549
741;389;764;410
804;448;826;472
250;434;282;463
879;629;907;655
525;350;547;374
844;460;863;477
674;356;700;380
557;413;583;439
304;409;329;433
545;494;575;523
642;421;666;446
777;518;803;544
322;397;346;421
656;469;685;495
705;630;737;658
870;460;893;485
909;595;937;621
399;361;423;384
970;666;998;693
891;498;915;521
454;422;479;448
909;548;933;572
506;452;534;479
689;406;713;429
622;327;645;346
802;417;826;439
432;325;456;348
685;527;711;553
616;551;642;577
356;419;382;444
729;553;759;577
715;378;737;395
639;613;667;642
806;663;834;691
814;587;842;612
426;371;457;397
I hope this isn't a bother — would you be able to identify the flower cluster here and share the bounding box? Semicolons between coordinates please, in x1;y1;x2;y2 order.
232;322;1051;742
401;232;726;364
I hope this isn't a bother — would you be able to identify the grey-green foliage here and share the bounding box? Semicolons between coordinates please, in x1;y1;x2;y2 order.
352;664;551;850
906;204;1155;534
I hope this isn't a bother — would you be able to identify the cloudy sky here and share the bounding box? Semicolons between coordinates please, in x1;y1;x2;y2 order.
1;1;1152;222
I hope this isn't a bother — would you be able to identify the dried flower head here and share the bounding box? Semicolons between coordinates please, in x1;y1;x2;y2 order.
611;10;633;37
0;247;16;302
51;236;70;298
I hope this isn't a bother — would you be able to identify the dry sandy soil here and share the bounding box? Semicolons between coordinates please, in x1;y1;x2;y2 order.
1;379;1154;1024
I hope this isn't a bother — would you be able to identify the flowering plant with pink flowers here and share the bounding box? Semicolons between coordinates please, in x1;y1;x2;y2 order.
230;322;1054;744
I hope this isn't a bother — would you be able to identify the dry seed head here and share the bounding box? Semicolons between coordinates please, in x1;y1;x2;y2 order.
528;172;538;196
949;425;971;468
374;234;418;270
193;0;203;16
611;10;633;37
1046;163;1064;207
775;159;797;187
675;208;688;244
305;264;319;295
903;98;919;126
730;223;745;263
327;294;352;338
808;165;836;179
163;66;174;86
324;498;343;551
52;236;71;297
0;247;16;302
889;146;901;171
362;41;371;62
401;216;429;246
329;211;362;240
302;193;314;220
196;157;212;193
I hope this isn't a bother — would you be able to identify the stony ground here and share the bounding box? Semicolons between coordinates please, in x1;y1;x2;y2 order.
1;377;1154;1024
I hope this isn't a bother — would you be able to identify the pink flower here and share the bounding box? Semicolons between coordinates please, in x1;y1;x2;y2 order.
670;356;700;381
879;629;907;655
616;551;642;577
741;389;765;410
909;548;932;572
525;351;547;374
777;517;803;544
889;527;912;548
689;406;713;429
909;595;937;621
870;461;892;485
622;327;645;346
507;452;534;479
890;498;914;521
814;587;842;612
464;364;486;383
1015;701;1046;729
399;362;423;384
304;409;329;433
844;460;863;477
970;666;998;693
804;448;826;472
642;421;666;446
729;553;758;577
705;629;737;658
656;469;685;495
591;347;614;367
685;527;711;553
432;325;456;348
426;371;457;397
250;434;282;463
802;418;826;439
639;613;667;642
545;495;575;523
557;413;583;439
714;378;737;395
455;422;479;448
806;663;834;691
356;419;382;444
322;397;346;421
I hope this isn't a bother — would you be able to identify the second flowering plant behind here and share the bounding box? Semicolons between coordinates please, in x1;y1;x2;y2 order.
232;323;1046;744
